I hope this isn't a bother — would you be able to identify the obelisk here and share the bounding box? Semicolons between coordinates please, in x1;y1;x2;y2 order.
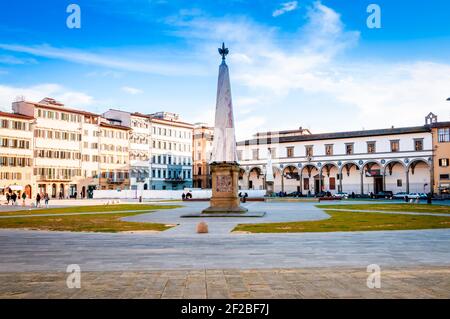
202;43;248;214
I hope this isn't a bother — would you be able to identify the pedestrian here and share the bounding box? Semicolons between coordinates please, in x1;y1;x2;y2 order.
6;192;10;204
59;191;63;200
181;193;186;200
36;193;41;208
44;193;49;208
21;191;26;206
11;192;17;205
427;192;432;204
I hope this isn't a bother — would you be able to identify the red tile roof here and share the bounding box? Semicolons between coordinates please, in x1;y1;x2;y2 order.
0;111;35;120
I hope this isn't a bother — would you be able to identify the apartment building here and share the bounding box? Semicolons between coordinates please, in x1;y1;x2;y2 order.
192;123;214;189
98;120;131;190
150;112;193;190
12;98;96;198
0;111;34;197
426;113;450;195
102;110;151;191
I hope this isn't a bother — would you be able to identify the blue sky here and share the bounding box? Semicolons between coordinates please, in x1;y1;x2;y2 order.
0;0;449;139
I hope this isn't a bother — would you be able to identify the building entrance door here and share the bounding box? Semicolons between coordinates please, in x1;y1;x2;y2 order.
374;177;383;194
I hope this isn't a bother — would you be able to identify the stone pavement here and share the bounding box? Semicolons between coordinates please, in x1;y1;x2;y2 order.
1;267;448;299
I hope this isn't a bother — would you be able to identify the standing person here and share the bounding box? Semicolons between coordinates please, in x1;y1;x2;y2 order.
36;193;41;208
21;191;26;206
11;192;17;205
44;193;49;208
6;193;10;204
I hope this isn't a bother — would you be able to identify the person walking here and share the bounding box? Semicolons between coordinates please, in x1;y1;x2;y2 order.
6;193;10;205
44;193;49;208
11;192;17;205
21;191;26;206
36;193;41;208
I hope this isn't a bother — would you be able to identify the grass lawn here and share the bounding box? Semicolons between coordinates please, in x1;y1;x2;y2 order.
0;204;181;232
317;203;450;214
233;210;450;233
0;204;181;216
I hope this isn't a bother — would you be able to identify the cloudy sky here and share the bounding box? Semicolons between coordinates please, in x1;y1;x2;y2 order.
0;0;449;140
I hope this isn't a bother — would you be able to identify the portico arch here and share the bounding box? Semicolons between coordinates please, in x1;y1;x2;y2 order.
407;159;431;193
339;162;360;195
320;163;339;194
361;161;383;195
248;166;263;190
383;160;406;193
282;165;300;193
300;164;320;195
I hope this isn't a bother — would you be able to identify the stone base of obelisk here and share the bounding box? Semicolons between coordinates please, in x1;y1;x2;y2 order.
201;162;248;214
265;181;274;196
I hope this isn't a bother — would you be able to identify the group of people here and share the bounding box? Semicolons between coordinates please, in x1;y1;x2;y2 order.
5;192;27;206
181;192;193;200
35;192;50;208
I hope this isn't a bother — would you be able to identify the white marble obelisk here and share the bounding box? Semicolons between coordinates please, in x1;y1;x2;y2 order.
202;43;247;214
210;54;238;163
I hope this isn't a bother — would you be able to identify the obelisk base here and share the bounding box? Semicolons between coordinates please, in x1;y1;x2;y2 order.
202;162;248;214
265;181;274;196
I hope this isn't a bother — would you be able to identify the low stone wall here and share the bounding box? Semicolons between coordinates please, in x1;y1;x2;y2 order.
93;189;266;200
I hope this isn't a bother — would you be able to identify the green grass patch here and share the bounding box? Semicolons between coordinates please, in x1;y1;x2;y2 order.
0;204;182;217
316;204;450;214
233;210;450;233
0;204;181;232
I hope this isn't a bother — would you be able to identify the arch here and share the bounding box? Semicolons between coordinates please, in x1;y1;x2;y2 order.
300;164;319;177
383;160;406;175
339;161;360;175
282;165;299;179
59;184;65;199
361;160;382;171
407;158;430;170
320;162;339;176
248;166;262;175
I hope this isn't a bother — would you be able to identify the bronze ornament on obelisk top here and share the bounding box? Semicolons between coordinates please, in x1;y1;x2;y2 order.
201;43;248;214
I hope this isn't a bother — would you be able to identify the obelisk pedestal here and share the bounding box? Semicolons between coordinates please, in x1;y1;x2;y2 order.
202;163;247;214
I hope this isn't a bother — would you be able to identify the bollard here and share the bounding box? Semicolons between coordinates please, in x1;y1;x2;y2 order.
196;221;209;234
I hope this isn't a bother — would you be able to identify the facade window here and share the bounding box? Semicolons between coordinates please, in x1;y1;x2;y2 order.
252;149;259;160
397;179;402;187
438;128;450;142
286;147;294;158
237;150;243;161
414;139;423;151
390;140;400;152
305;145;313;157
440;174;450;180
439;158;449;167
367;142;376;154
345;143;354;155
325;144;333;156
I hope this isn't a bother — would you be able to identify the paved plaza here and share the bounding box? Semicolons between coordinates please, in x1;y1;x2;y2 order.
0;201;449;298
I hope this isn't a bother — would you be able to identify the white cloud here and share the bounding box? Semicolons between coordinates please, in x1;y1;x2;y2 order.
0;43;207;76
273;1;299;17
121;86;143;95
0;55;37;65
0;83;94;112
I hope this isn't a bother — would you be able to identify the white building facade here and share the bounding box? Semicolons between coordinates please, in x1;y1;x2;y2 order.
237;126;433;195
150;112;193;190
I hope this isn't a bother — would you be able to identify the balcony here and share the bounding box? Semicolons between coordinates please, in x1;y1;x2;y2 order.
36;175;72;182
106;178;126;184
164;177;186;184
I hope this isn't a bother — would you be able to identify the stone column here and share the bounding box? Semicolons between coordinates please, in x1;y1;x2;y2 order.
360;170;364;195
318;170;322;194
406;168;410;194
382;168;386;192
339;170;343;193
